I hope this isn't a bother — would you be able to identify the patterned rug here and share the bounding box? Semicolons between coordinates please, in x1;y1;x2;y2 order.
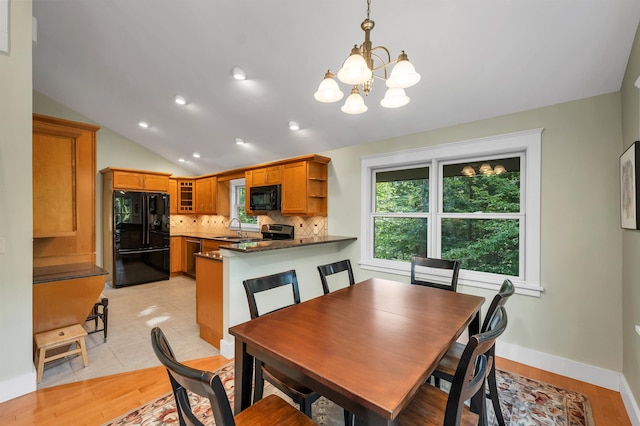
103;362;594;425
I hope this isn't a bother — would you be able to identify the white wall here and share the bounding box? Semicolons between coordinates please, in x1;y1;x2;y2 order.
322;93;624;375
0;0;36;402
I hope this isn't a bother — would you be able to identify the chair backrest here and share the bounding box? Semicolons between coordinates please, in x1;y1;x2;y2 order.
445;306;508;424
150;327;235;426
317;259;355;294
481;279;515;332
242;269;301;319
410;256;461;291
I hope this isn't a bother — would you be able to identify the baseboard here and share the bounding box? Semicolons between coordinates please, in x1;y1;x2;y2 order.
620;375;640;426
0;370;36;404
219;338;234;360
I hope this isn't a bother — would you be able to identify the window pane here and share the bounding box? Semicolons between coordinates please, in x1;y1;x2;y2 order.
375;167;429;213
441;218;519;276
374;217;427;261
443;157;520;213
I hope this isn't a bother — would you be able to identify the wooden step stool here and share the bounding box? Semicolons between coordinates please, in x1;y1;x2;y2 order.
34;324;88;384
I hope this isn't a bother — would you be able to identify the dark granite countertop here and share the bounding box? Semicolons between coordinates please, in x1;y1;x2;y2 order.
219;235;357;253
194;251;223;261
171;232;258;240
33;262;108;284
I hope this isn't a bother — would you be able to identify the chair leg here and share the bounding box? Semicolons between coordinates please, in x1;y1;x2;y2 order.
487;362;505;426
101;299;108;342
344;409;354;426
253;361;265;403
300;397;313;418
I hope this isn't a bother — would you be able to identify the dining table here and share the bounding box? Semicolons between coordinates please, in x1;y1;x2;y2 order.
228;277;485;425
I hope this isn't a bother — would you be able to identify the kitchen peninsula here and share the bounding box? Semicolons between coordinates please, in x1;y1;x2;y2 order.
194;235;356;358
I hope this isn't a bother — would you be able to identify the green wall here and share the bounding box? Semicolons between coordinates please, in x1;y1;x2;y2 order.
0;0;35;401
621;19;640;412
323;92;624;373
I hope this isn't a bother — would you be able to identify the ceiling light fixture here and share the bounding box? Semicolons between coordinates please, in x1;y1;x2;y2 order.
174;95;187;105
232;66;247;81
235;138;246;145
138;121;149;128
461;163;507;177
314;0;420;114
192;152;201;159
288;121;300;131
178;158;185;163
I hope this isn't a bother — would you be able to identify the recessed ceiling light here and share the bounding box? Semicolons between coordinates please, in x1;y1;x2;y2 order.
174;95;187;105
235;138;245;145
288;121;300;131
138;121;149;128
178;158;185;162
192;152;201;158
232;66;247;81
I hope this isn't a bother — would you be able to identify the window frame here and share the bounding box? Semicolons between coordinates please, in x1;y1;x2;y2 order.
360;129;543;297
229;178;259;232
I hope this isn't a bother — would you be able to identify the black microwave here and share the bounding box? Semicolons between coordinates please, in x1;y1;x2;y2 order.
249;184;281;211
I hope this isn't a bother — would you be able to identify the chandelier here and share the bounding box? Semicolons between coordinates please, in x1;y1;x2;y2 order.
313;0;421;114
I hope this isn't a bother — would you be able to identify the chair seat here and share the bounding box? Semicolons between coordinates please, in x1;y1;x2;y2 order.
398;382;479;426
433;341;464;379
262;364;316;398
235;394;317;425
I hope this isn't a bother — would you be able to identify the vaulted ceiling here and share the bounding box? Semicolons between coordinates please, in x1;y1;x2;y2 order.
32;0;640;175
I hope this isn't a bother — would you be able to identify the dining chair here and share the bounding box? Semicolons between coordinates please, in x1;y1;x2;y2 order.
410;256;461;291
150;327;317;426
317;259;355;294
431;279;515;426
242;270;320;417
398;306;508;426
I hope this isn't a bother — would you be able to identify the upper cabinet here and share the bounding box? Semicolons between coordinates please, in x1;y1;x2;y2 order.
169;178;178;214
178;179;195;213
248;165;281;186
106;168;170;192
282;158;329;216
195;176;217;214
33;114;100;266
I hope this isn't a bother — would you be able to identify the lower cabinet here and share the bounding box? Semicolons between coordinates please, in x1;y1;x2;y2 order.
195;256;223;349
170;236;183;275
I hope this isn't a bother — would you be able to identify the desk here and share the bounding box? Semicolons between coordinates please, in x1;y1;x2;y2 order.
229;278;484;425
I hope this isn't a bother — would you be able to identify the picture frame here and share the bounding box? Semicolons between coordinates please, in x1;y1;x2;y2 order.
620;141;640;229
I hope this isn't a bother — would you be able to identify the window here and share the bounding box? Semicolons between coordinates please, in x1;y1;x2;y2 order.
230;179;259;231
361;129;542;296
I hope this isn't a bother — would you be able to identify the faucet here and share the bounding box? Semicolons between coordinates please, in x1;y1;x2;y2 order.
229;218;243;238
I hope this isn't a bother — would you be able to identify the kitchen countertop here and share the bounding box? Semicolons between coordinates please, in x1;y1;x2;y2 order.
194;251;223;261
220;235;357;253
33;262;108;284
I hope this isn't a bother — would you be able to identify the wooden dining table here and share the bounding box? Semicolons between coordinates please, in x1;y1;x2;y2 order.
228;277;485;425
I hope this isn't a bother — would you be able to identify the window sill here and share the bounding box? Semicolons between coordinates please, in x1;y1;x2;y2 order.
359;260;543;297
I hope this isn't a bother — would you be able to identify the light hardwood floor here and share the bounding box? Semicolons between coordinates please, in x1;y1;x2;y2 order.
0;355;631;425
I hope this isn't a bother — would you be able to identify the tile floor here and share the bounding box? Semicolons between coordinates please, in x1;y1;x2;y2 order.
38;276;220;389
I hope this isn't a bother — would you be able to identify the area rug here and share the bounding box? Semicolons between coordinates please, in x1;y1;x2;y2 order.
104;362;594;426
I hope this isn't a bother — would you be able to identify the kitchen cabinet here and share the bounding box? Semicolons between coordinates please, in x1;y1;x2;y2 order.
248;165;281;186
195;255;223;349
216;180;231;217
170;236;183;275
195;175;217;214
202;239;222;252
107;168;171;192
169;178;178;214
282;159;329;216
33;114;100;266
178;179;195;213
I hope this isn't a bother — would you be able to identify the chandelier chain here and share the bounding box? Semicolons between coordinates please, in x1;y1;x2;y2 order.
367;0;371;20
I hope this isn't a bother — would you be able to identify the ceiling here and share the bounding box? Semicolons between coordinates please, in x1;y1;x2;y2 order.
32;0;640;175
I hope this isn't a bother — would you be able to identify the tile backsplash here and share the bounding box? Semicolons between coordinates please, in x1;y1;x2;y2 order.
170;212;328;239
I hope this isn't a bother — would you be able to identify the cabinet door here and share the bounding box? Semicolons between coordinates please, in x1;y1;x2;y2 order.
178;180;194;213
170;236;183;273
143;173;170;192
112;171;145;190
169;178;178;214
195;177;217;214
281;161;308;214
251;166;281;185
202;239;221;252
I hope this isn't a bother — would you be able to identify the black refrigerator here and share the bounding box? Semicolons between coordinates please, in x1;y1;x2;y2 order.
113;191;170;288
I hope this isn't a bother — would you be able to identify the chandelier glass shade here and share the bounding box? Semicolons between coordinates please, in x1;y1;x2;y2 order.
314;0;420;114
